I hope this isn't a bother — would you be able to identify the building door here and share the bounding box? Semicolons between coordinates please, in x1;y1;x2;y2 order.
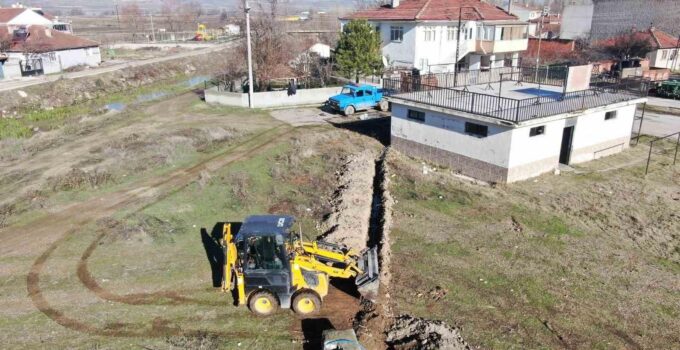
559;126;574;164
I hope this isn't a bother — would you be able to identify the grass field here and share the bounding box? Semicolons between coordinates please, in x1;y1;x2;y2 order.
0;85;383;348
387;144;680;349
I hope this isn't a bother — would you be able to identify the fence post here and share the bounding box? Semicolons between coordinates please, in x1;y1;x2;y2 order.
515;99;521;122
674;133;680;165
581;90;586;110
635;102;646;146
470;93;476;113
645;140;654;175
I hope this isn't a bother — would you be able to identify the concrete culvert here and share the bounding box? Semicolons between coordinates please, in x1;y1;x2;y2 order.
386;315;470;350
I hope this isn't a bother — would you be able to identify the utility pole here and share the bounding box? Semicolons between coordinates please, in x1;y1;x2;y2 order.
114;3;121;30
534;6;550;82
671;34;680;72
149;13;156;42
245;0;255;108
453;6;475;87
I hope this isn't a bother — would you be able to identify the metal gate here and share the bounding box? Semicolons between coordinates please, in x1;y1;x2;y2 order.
19;58;44;77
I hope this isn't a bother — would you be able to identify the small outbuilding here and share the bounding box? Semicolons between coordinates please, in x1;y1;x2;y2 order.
0;24;100;79
385;65;647;183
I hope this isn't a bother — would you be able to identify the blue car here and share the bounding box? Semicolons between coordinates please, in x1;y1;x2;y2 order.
327;84;389;116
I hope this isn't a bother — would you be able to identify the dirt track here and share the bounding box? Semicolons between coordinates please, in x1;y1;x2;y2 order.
9;124;293;341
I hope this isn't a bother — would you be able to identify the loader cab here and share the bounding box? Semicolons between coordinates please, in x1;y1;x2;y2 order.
235;215;296;309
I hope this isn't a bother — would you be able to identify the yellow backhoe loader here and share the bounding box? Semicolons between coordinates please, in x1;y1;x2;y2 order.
220;215;379;316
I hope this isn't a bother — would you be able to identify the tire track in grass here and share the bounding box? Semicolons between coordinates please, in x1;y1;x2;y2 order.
23;124;293;337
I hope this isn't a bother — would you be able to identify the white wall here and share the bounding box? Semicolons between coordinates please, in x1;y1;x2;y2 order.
4;47;101;77
206;86;343;108
372;21;417;68
648;49;680;70
570;104;636;163
391;103;513;167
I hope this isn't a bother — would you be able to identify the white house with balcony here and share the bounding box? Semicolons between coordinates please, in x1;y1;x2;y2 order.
341;0;529;73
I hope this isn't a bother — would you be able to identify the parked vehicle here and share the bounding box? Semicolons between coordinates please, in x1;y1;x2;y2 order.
327;84;389;116
656;80;680;99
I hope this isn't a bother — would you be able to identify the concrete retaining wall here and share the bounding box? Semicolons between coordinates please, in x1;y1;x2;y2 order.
205;86;342;108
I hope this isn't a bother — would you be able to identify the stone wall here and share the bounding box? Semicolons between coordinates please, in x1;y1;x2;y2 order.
391;136;509;183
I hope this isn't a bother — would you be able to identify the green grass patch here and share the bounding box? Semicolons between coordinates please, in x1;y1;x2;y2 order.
511;205;583;237
0;118;32;139
654;257;680;274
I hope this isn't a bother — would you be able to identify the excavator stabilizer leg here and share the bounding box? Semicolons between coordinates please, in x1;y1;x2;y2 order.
355;246;380;301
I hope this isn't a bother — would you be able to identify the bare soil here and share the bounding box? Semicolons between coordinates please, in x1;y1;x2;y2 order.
320;149;379;252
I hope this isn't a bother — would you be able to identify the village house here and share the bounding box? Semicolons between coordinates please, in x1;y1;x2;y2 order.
341;0;529;73
0;6;72;33
606;28;679;71
383;65;647;183
0;25;100;79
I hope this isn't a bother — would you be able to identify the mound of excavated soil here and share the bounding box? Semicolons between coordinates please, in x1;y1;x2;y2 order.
386;315;470;350
320;149;378;252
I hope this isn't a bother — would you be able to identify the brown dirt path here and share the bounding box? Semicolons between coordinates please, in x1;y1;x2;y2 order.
2;124;292;339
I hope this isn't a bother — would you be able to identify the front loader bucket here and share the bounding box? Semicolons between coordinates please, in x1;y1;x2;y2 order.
355;246;380;301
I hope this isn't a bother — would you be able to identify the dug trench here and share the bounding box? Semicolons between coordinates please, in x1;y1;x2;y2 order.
295;147;473;350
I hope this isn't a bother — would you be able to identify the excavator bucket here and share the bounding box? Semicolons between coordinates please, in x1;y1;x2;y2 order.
355;246;380;301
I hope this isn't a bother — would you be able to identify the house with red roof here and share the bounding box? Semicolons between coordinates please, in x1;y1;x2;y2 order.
0;6;72;33
0;25;100;79
598;27;680;72
341;0;529;73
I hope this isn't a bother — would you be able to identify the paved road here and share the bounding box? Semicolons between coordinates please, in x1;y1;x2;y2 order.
0;42;236;93
635;111;680;137
647;96;680;109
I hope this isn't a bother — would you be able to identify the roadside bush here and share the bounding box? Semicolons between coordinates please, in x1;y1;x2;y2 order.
49;168;115;191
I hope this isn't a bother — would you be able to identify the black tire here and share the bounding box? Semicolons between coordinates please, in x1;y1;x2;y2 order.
344;105;355;116
248;290;279;316
292;291;321;316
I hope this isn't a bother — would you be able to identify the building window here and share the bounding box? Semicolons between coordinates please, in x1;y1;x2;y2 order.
407;109;425;122
390;26;403;42
424;27;436;42
605;111;617;120
465;122;488;137
419;58;429;71
500;26;526;40
447;26;457;41
661;50;668;59
529;125;545;137
477;26;494;40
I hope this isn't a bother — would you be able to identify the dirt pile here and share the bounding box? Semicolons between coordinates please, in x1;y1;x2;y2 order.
320;149;379;252
386;315;470;350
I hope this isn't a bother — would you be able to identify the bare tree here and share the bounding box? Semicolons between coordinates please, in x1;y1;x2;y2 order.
600;30;655;61
160;0;203;32
239;0;296;91
121;1;143;31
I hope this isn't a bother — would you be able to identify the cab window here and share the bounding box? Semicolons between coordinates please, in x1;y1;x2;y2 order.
341;87;353;95
244;235;287;271
356;90;364;97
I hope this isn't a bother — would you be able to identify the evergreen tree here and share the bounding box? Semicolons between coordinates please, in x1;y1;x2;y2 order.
335;20;383;83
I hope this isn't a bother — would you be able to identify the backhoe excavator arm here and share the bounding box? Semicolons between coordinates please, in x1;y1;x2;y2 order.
222;223;245;305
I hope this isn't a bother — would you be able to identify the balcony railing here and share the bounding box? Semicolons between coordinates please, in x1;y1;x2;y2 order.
383;76;647;124
414;66;568;89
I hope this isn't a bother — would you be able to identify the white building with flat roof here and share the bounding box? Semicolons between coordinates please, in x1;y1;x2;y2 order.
384;65;647;183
